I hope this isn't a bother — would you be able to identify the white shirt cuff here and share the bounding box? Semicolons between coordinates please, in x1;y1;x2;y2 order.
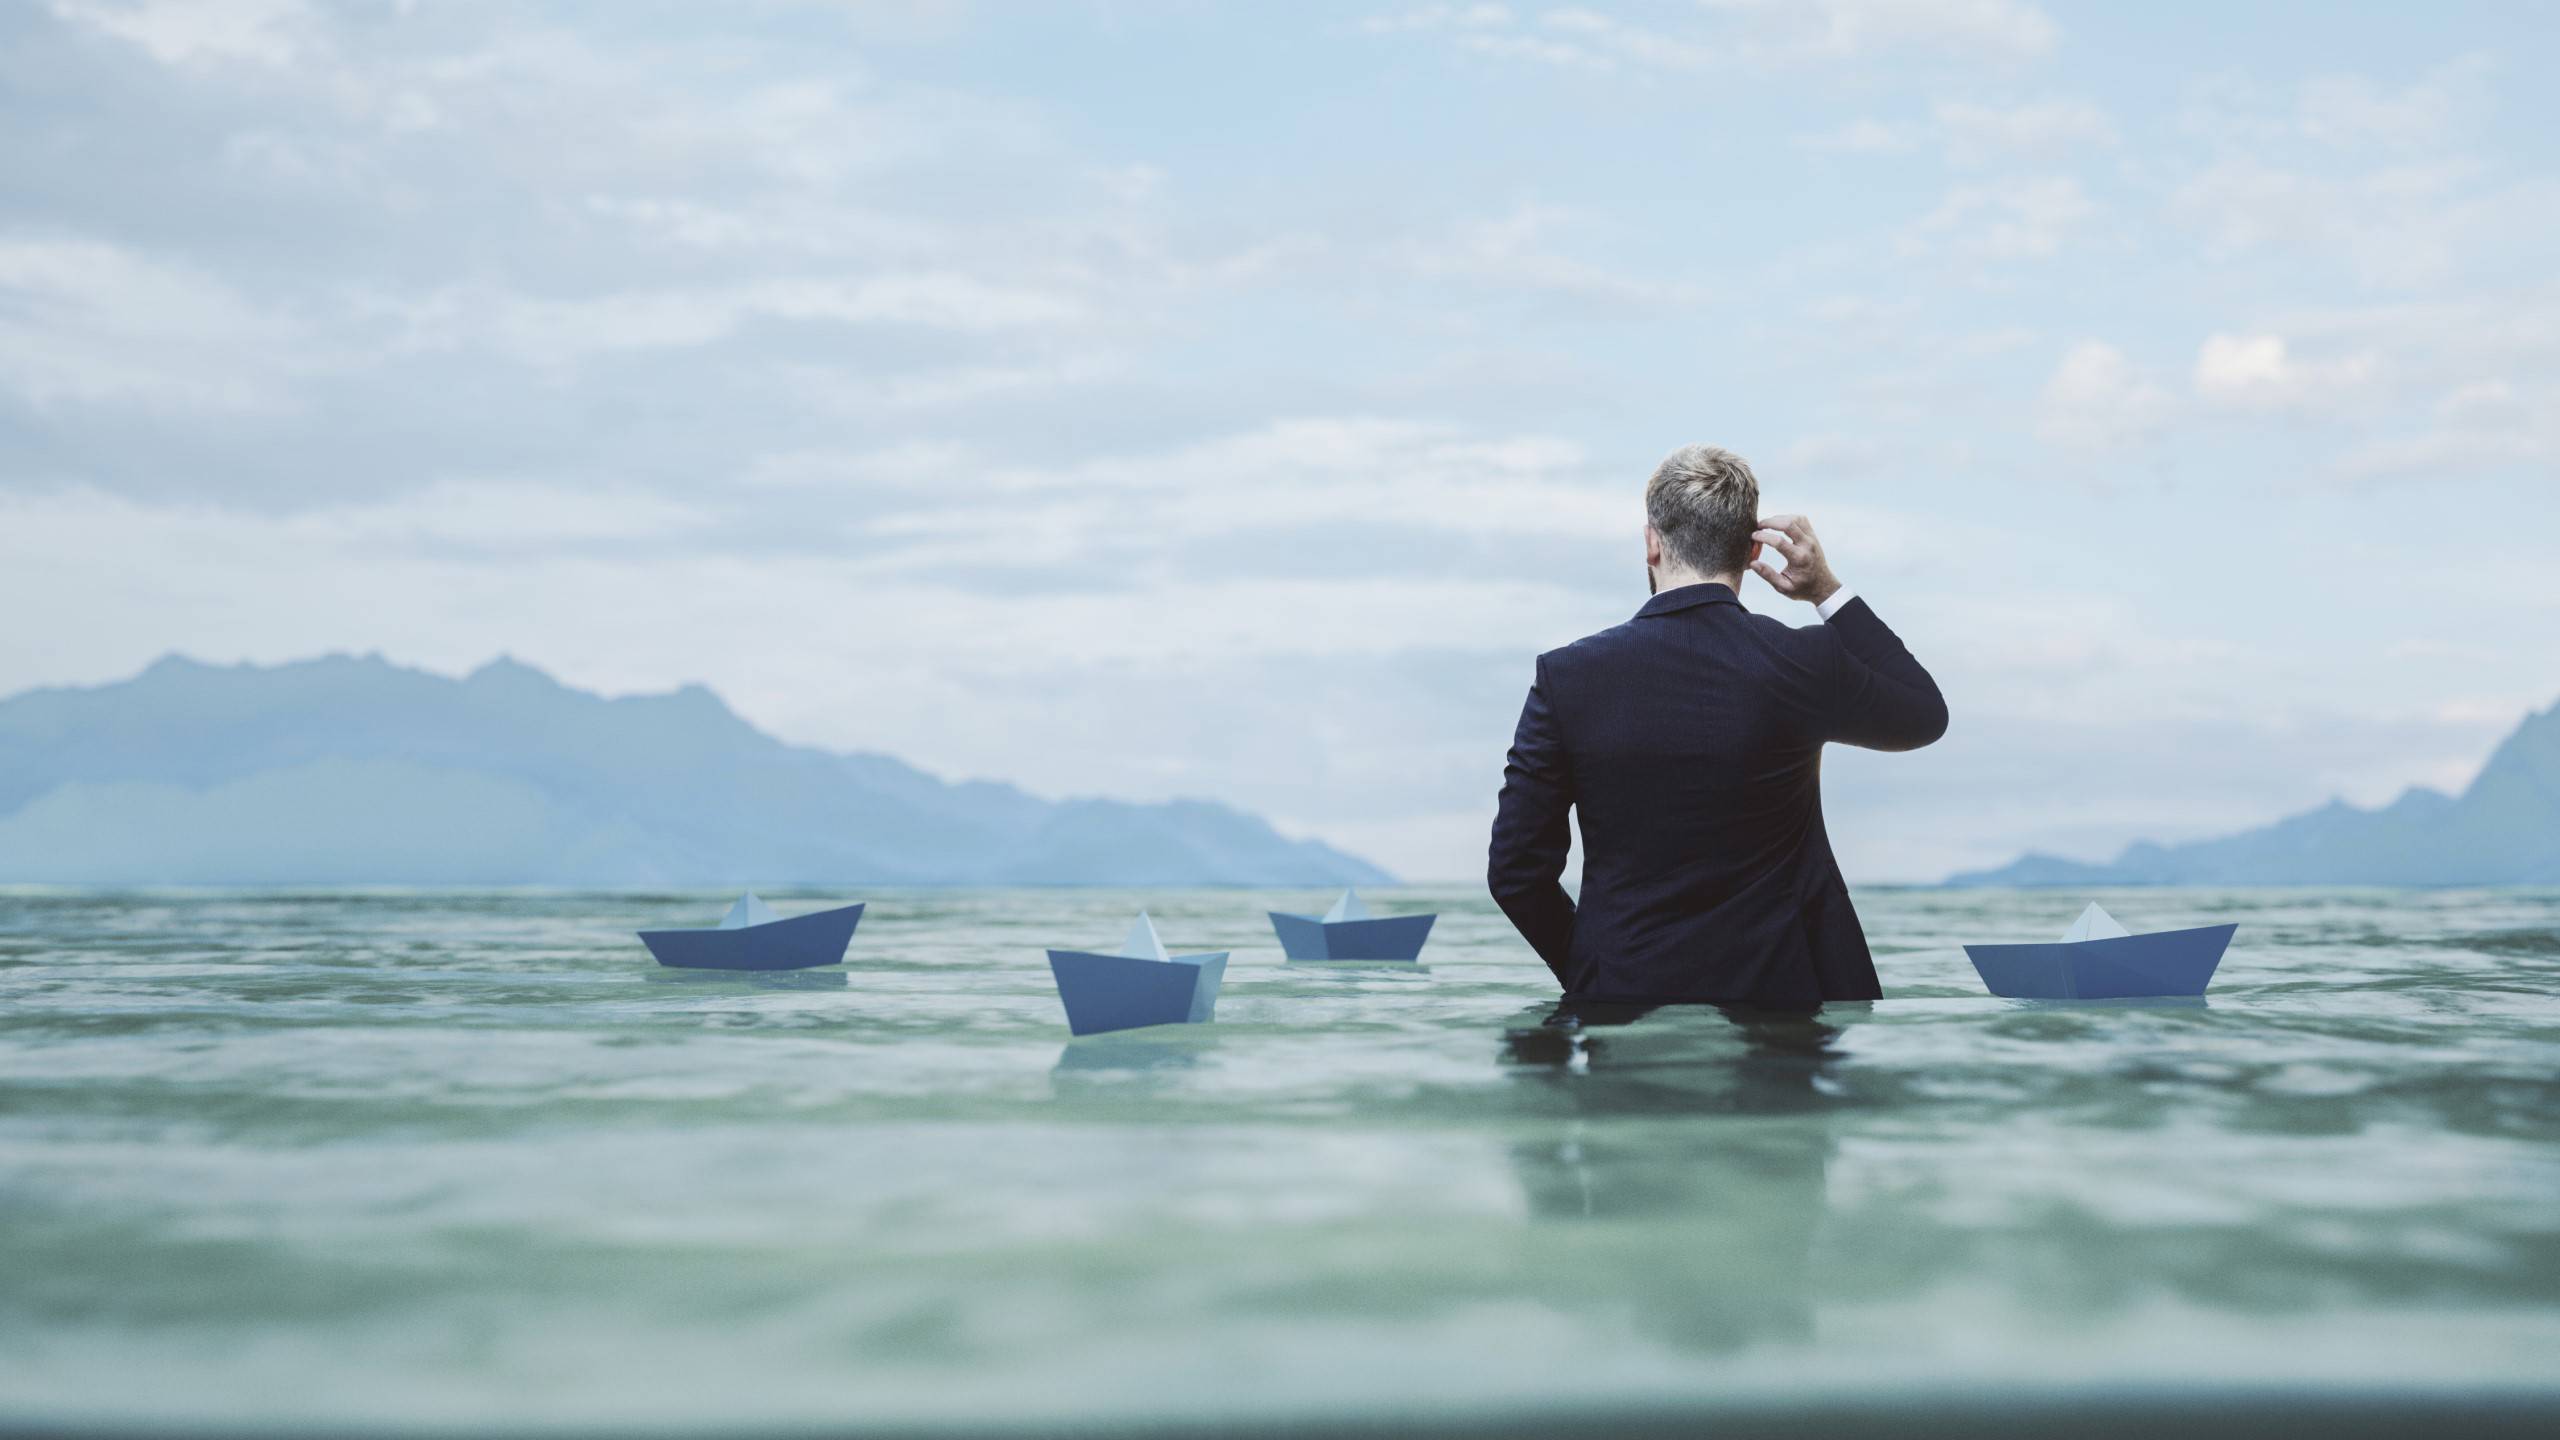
1816;587;1857;621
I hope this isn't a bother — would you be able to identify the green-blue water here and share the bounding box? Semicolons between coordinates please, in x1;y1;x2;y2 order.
4;887;2558;1434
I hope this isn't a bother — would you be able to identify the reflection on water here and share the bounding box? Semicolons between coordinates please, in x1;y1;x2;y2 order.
2000;995;2211;1011
2;885;2557;1434
1501;1000;1846;1117
639;966;850;990
1502;1002;1840;1353
1052;1030;1216;1076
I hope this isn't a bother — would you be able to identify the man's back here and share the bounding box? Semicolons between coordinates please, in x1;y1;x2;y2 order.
1488;581;1945;1005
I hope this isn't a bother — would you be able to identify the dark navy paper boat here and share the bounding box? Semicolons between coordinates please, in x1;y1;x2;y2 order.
1048;912;1228;1037
638;892;865;971
1964;903;2235;1000
1268;889;1436;962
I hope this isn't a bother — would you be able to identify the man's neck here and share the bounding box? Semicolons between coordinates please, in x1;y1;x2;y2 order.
1651;568;1741;595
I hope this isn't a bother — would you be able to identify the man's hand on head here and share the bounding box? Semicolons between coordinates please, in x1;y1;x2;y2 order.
1749;515;1842;607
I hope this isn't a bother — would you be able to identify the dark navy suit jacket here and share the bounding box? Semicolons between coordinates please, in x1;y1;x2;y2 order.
1487;583;1946;1005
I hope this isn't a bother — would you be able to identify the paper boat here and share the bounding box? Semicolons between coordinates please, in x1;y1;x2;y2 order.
1047;912;1228;1036
1268;889;1436;962
1963;902;2235;999
638;892;865;971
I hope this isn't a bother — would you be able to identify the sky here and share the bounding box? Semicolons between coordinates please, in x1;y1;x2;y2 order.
2;0;2556;883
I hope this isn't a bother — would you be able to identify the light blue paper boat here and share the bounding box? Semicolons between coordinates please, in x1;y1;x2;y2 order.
638;892;865;971
1964;903;2236;999
1268;889;1436;962
1047;912;1228;1036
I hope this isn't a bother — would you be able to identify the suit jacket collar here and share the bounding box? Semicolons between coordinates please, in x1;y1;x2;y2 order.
1636;582;1741;619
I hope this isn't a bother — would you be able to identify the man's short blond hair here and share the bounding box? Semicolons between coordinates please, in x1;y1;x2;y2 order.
1646;444;1759;577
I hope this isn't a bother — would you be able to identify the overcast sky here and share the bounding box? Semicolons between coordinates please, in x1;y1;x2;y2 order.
3;0;2555;882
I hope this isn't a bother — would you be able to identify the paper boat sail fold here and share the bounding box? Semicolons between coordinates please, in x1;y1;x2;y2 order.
1269;890;1435;963
1119;911;1172;961
1964;902;2234;1000
1048;911;1228;1036
2060;902;2130;943
638;893;865;971
720;891;781;930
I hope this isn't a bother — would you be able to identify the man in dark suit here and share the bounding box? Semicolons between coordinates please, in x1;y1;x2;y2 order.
1487;444;1946;1005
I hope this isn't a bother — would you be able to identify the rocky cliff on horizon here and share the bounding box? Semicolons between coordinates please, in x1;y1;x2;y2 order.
1949;699;2560;886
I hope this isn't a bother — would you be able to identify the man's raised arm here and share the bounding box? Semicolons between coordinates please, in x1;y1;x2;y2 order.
1751;514;1948;752
1488;655;1577;985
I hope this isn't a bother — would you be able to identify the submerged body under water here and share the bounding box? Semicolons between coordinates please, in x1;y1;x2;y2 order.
3;887;2557;1435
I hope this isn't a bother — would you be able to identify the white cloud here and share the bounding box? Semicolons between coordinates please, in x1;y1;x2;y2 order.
2038;340;2174;449
1907;175;2093;261
2333;377;2557;484
2190;333;2286;394
1933;97;2116;164
0;236;311;413
220;129;377;192
1355;5;1516;36
738;441;979;492
1402;203;1710;305
766;352;1127;415
1800;97;2111;164
1454;31;1610;68
2434;378;2526;427
363;272;1091;370
847;417;1632;565
2185;54;2496;156
2295;63;2483;150
2171;159;2490;289
1778;434;1888;478
1797;118;1919;154
1364;0;2057;71
1702;0;2058;63
2163;291;2560;484
1359;5;1711;73
0;474;1588;676
582;195;949;260
1537;7;1718;71
2276;291;2560;390
309;480;710;550
2191;332;2379;412
49;0;315;69
2168;57;2560;290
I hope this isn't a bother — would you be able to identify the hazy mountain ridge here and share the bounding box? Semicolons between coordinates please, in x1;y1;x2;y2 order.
1949;700;2560;886
0;654;1390;887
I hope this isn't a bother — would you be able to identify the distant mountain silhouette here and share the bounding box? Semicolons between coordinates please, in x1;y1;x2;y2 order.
0;654;1391;887
1949;699;2560;886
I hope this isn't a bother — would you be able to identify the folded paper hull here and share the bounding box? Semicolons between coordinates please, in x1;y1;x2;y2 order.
639;903;866;971
1048;949;1227;1036
1268;912;1435;962
1964;923;2236;999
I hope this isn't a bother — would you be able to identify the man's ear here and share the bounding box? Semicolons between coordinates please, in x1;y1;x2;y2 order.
1644;525;1664;567
1748;538;1764;567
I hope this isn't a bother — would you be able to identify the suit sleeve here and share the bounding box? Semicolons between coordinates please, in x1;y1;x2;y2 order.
1822;596;1948;752
1488;655;1577;985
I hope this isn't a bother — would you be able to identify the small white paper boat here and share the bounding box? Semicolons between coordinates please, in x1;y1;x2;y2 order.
1964;902;2235;999
1267;889;1436;962
637;892;865;971
1046;912;1228;1036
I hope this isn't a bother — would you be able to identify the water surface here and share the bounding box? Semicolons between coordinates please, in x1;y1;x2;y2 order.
4;887;2557;1433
